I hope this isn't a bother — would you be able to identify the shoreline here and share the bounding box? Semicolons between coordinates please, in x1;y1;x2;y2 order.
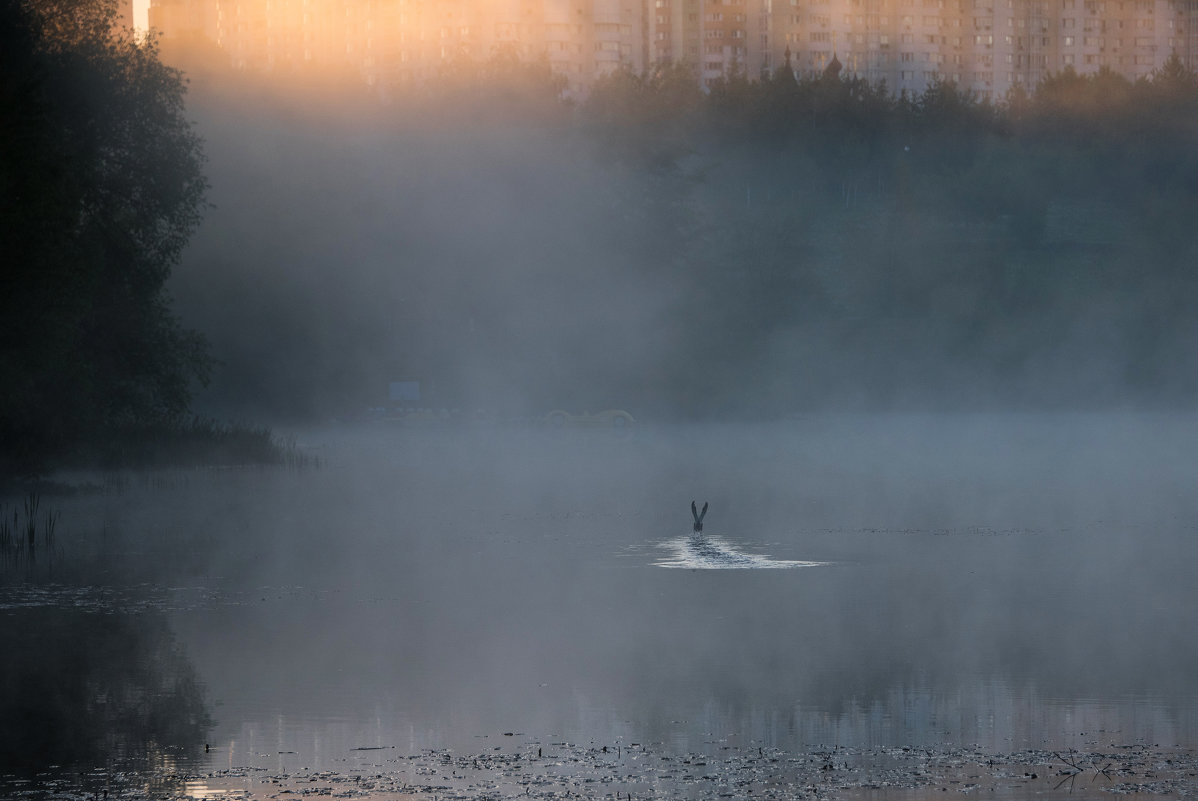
9;741;1193;800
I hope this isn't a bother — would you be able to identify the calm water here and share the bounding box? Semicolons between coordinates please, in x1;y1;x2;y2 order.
3;416;1197;798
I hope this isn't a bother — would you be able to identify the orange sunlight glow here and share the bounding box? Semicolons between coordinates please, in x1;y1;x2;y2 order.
134;0;149;31
146;0;1195;100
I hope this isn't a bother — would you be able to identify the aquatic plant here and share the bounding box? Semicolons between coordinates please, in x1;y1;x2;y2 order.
23;491;38;549
0;492;61;558
42;506;58;549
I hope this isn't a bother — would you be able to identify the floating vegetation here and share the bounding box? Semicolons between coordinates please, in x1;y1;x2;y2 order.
12;740;1185;801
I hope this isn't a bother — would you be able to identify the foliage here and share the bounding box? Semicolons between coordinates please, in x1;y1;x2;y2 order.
0;0;212;474
162;54;1198;420
409;46;572;127
567;60;1198;413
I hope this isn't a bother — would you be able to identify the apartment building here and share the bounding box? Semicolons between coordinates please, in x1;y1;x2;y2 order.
148;0;1196;98
115;0;136;31
766;0;1198;98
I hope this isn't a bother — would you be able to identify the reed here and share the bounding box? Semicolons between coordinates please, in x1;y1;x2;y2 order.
43;507;58;548
0;492;62;558
23;492;39;549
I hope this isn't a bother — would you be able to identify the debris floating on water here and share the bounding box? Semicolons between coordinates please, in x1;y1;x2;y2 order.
18;741;1192;801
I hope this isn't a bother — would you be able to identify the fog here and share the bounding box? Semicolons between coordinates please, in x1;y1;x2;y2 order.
151;76;1198;756
7;56;1198;799
171;86;684;420
19;416;1198;768
168;70;1198;423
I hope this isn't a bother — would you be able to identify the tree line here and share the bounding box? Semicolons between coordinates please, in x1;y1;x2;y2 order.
6;0;1198;478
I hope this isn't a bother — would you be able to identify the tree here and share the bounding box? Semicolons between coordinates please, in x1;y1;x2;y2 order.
0;0;211;473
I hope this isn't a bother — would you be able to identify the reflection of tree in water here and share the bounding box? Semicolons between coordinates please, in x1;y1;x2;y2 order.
0;608;211;780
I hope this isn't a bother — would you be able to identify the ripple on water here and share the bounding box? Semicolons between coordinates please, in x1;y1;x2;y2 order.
654;534;828;570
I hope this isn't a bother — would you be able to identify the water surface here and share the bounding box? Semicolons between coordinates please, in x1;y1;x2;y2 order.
3;416;1197;798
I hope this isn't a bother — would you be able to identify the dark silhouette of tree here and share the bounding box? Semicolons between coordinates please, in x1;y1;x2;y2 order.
420;45;570;125
0;0;211;473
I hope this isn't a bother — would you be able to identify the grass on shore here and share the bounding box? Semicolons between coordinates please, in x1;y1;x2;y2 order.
75;416;320;471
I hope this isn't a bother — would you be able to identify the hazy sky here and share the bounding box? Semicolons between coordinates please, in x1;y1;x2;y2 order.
134;0;148;30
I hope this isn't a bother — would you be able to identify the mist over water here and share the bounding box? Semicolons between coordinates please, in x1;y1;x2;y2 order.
10;41;1198;798
6;416;1197;796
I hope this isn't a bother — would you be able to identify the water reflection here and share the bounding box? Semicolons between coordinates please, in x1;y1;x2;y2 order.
0;602;210;788
4;418;1198;798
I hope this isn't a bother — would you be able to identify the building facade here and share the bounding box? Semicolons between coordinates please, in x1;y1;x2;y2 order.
149;0;1197;98
766;0;1198;98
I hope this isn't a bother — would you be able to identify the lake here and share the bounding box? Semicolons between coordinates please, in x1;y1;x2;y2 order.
3;415;1197;799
